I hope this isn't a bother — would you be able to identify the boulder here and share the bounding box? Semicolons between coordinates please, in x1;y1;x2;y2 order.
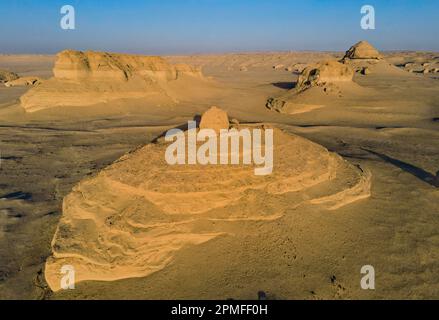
273;64;284;70
199;106;229;133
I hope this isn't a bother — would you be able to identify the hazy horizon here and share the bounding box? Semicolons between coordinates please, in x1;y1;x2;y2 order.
1;0;439;55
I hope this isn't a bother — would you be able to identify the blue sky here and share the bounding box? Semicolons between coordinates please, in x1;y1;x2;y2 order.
0;0;438;54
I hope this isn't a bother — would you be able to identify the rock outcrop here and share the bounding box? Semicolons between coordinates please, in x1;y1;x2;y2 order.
20;50;203;112
53;50;200;82
342;41;409;76
266;60;357;114
291;63;308;73
266;42;387;115
343;41;382;60
199;106;229;133
45;108;371;291
0;69;19;83
295;60;354;92
5;76;42;87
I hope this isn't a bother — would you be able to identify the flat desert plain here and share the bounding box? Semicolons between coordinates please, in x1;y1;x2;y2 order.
0;43;438;299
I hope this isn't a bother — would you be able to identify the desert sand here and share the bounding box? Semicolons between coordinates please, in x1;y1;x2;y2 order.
0;41;438;299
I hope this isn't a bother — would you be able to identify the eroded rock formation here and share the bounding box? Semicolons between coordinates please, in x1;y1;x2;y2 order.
0;69;19;83
5;76;42;87
295;60;354;92
20;50;203;112
343;41;382;60
266;60;356;113
266;41;399;114
45;108;371;291
199;106;230;133
52;50;201;82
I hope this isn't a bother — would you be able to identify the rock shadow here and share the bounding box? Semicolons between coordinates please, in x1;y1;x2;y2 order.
151;115;201;143
362;148;438;187
271;82;296;90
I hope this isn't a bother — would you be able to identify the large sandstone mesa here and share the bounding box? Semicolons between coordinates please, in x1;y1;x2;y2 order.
52;50;200;81
45;109;371;291
20;50;203;112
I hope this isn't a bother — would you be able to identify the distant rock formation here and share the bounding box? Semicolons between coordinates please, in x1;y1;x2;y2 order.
5;76;42;87
0;69;19;83
266;60;357;114
295;60;354;92
20;50;203;112
265;41;403;115
45;108;371;291
53;50;201;82
342;41;411;76
343;41;382;60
